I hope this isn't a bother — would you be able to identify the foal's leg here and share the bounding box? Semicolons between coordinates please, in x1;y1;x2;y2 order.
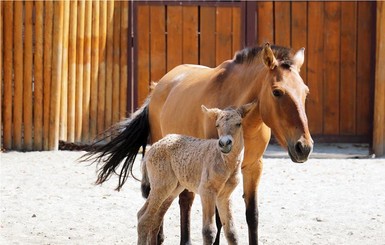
179;189;195;245
216;193;238;245
200;191;217;245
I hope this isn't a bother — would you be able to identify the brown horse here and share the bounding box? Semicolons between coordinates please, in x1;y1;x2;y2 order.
84;43;313;244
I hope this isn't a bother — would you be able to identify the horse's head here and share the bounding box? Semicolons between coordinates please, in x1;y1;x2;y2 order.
258;43;313;163
202;103;254;154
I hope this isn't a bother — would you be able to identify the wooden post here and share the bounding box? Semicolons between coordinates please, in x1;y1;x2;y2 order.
49;0;64;150
60;0;70;141
0;0;3;149
13;1;23;150
120;1;129;119
97;0;107;137
44;1;53;150
23;1;34;151
75;0;85;142
3;1;13;150
67;0;78;142
373;1;385;157
90;0;100;141
82;0;92;142
34;1;44;150
105;1;114;133
112;1;121;124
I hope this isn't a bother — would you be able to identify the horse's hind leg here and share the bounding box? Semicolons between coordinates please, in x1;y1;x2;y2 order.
213;208;222;245
179;189;195;245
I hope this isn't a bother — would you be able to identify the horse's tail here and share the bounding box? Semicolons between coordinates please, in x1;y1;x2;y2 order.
140;158;151;198
81;98;150;191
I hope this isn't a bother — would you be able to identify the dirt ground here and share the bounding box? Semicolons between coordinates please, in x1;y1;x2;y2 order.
1;145;384;245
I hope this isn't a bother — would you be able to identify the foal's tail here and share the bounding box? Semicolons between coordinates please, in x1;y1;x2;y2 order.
81;98;150;191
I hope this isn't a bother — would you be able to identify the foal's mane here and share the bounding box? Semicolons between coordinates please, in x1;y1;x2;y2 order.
234;45;293;69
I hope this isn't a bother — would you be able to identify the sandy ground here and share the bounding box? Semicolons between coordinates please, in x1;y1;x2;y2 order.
1;147;385;245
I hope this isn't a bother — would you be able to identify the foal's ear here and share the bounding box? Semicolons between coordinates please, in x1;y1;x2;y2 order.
262;43;278;70
237;103;256;118
201;105;220;119
293;47;305;71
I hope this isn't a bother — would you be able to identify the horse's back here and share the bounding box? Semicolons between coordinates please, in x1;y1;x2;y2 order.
148;64;224;142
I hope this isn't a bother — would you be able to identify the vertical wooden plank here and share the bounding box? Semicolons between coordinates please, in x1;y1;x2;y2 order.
340;2;357;135
182;6;198;64
167;5;183;71
373;1;385;156
120;0;129;118
232;6;242;55
3;1;13;150
105;1;114;131
0;0;2;149
256;2;274;44
357;2;375;136
75;0;85;142
49;0;64;150
150;6;166;82
291;2;307;80
200;6;216;67
216;7;232;66
60;0;70;141
67;0;77;142
82;0;92;142
44;1;53;149
97;0;107;136
274;1;291;47
34;1;44;150
112;1;121;124
23;1;33;150
90;0;100;140
323;2;341;135
307;1;324;135
136;5;150;106
13;0;23;150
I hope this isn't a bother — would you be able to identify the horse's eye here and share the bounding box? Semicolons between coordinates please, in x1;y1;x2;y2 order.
236;123;241;127
272;89;284;98
215;124;219;128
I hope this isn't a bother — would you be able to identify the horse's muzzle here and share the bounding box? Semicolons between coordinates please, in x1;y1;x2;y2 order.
288;138;313;163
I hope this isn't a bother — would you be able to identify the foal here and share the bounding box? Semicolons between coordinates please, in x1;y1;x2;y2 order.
137;103;254;245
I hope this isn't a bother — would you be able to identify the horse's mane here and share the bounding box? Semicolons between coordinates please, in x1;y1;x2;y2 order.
234;45;293;69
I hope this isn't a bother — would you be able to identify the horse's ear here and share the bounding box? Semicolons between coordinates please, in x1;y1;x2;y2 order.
238;103;256;118
201;105;220;119
293;47;305;70
262;43;278;70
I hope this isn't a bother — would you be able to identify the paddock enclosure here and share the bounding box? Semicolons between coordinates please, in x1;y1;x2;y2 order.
0;1;384;155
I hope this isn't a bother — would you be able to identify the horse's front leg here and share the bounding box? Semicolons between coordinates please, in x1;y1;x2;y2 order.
179;189;195;245
242;158;263;245
216;192;238;245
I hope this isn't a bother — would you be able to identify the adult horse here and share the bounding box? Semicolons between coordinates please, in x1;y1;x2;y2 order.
85;43;313;244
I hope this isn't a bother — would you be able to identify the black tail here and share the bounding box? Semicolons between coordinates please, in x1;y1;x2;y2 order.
81;99;150;191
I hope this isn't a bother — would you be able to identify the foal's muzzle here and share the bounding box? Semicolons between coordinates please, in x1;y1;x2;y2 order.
219;136;233;154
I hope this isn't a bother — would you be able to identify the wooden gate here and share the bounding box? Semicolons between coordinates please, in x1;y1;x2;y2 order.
132;1;377;143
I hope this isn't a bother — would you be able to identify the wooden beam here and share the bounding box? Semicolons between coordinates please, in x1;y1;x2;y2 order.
373;1;385;156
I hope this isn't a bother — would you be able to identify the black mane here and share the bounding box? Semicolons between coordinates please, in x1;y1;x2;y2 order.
234;45;294;69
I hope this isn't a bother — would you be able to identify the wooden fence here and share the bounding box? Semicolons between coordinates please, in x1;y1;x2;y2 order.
0;0;131;151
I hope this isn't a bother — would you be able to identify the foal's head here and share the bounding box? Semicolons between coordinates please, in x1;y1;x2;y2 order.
202;103;254;154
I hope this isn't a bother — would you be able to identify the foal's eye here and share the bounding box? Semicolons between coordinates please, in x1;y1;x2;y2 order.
215;124;219;128
236;123;241;127
272;89;284;98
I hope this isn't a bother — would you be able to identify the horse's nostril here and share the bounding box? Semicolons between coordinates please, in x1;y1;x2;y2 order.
295;141;303;154
219;140;224;147
226;139;232;146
